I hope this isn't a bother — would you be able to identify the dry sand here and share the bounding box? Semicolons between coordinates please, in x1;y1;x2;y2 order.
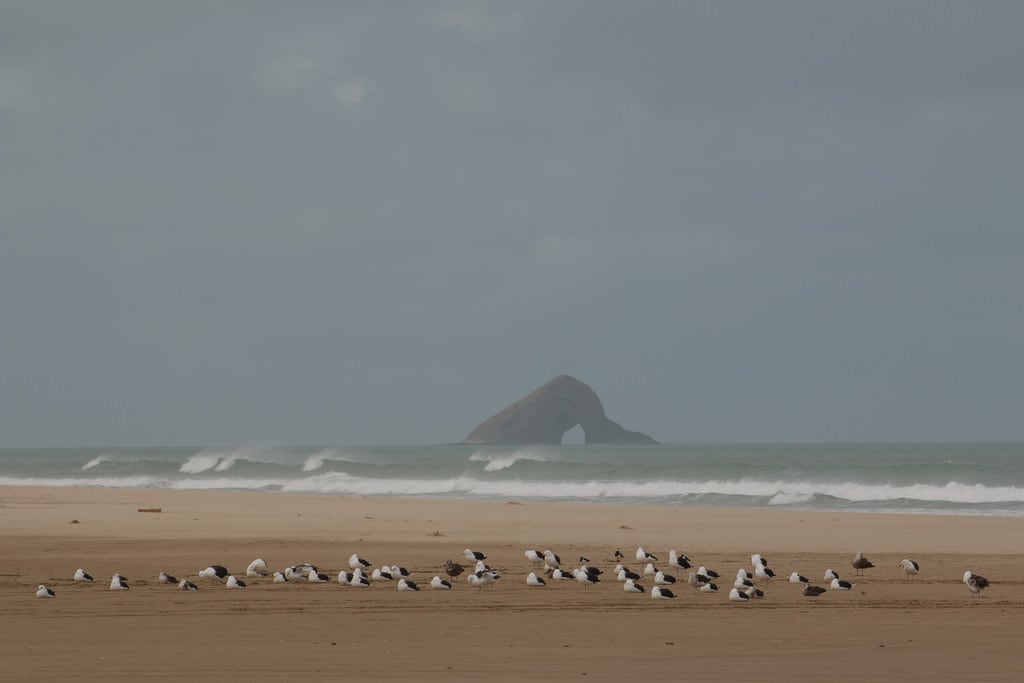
1;485;1022;681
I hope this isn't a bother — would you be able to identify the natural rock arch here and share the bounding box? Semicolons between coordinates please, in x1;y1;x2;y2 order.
463;375;658;445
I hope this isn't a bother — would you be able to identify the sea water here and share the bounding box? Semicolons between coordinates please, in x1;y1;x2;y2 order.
1;443;1022;517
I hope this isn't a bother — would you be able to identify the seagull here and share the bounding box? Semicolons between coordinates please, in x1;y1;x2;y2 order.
737;568;754;582
273;572;288;583
851;551;874;576
550;568;574;581
464;549;487;562
199;565;229;584
444;560;465;580
636;547;658;562
371;568;393;582
526;572;546;587
623;579;644;593
614;550;625;560
699;582;720;593
468;570;498;588
687;572;709;592
225;575;246;589
789;572;809;584
431;575;453;590
803;584;828;597
898;559;920;580
307;569;330;583
751;554;765;568
651;586;676;599
574;567;600;591
654;571;677;586
745;585;765;599
336;571;353;585
73;568;94;583
349;554;372;570
350;574;371;588
823;568;840;581
390;565;411;578
617;567;641;582
158;571;178;585
729;587;750;602
246;559;270;577
697;566;720;582
734;572;754;589
543;549;562;569
397;578;419;591
110;574;129;591
963;571;990;597
36;584;56;598
643;563;657;577
831;577;855;591
179;579;199;591
754;563;775;581
525;549;545;563
668;550;692;571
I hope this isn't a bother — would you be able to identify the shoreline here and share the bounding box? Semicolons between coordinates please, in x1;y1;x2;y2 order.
4;485;1024;680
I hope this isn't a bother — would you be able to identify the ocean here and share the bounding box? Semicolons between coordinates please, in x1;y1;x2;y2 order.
1;443;1022;517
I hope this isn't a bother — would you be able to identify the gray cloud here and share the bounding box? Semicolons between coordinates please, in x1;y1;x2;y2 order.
2;1;1022;445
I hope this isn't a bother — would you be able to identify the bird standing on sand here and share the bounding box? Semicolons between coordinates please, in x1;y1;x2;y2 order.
464;549;487;562
789;572;809;585
898;559;920;580
444;560;465;580
110;574;129;591
851;551;874;576
36;584;56;598
225;575;246;589
431;576;452;590
526;572;546;587
963;570;989;597
73;568;94;583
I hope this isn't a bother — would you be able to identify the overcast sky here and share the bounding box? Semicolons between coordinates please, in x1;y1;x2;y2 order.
2;1;1022;446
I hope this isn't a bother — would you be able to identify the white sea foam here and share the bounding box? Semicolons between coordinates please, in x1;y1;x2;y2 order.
468;448;551;472
178;447;287;474
82;454;116;470
301;448;363;472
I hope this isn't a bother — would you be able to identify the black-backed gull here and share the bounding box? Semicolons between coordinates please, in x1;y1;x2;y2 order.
963;570;989;597
898;559;920;579
246;559;270;577
651;586;676;599
526;572;546;587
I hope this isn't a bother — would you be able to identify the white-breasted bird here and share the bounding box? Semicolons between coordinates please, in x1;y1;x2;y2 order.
246;559;270;577
73;568;94;583
526;572;546;587
898;559;920;579
431;575;452;590
36;584;56;598
651;586;676;599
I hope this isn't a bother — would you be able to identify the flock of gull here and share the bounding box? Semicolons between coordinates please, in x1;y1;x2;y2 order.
34;548;992;602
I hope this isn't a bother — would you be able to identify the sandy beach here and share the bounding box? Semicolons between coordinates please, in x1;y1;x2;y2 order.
2;485;1022;681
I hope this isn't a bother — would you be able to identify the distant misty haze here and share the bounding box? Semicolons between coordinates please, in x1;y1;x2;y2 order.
2;1;1022;446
